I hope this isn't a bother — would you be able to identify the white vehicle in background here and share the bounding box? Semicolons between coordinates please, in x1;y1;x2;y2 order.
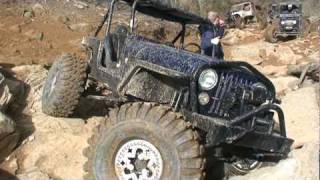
226;1;256;29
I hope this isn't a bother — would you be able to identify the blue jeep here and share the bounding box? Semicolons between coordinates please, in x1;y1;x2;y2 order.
42;0;293;179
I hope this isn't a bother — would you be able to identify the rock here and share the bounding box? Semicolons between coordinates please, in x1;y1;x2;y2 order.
287;58;320;82
227;40;303;66
35;32;44;41
258;65;287;77
9;24;21;33
222;29;257;46
231;85;319;180
270;76;299;94
258;49;267;59
0;112;20;163
73;0;89;9
17;169;52;180
23;30;44;41
267;45;301;65
28;135;35;142
23;9;34;18
32;3;45;15
230;143;319;180
57;15;70;24
68;23;93;33
281;86;319;146
0;157;19;175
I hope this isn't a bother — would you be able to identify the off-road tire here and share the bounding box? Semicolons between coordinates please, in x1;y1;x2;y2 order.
265;24;278;43
224;123;280;177
235;16;245;29
42;54;87;117
83;102;205;180
224;159;262;176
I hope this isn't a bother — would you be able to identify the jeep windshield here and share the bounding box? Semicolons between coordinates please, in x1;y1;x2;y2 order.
279;3;301;14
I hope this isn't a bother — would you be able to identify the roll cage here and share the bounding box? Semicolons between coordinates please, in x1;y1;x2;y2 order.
94;0;208;49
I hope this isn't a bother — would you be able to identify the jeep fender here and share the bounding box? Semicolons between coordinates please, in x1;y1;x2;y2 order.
232;13;242;18
118;60;190;104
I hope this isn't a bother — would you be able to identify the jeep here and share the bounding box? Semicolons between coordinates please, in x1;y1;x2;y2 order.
265;1;308;43
226;2;256;29
42;0;293;179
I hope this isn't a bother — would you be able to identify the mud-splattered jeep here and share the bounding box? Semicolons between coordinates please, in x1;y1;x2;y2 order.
265;1;307;43
42;0;293;179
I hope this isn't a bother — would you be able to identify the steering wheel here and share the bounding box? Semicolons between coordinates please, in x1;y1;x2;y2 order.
184;43;201;54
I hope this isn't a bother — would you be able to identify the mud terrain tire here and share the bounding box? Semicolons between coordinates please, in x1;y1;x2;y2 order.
42;54;87;117
84;102;205;180
265;24;278;43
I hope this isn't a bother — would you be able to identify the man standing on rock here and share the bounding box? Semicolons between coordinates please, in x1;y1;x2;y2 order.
199;11;225;60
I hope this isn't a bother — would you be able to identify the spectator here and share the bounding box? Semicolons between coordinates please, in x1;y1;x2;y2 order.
199;11;225;59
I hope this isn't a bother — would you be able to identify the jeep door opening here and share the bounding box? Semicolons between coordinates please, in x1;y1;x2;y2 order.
42;0;294;179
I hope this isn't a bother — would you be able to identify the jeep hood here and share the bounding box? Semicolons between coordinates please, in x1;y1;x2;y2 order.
124;36;218;76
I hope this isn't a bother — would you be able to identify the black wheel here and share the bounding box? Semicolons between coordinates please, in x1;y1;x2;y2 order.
265;24;278;43
235;16;245;29
83;102;205;180
42;54;87;117
224;158;262;176
224;123;279;177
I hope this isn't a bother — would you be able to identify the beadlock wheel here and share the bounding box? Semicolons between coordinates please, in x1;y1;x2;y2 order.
232;159;261;173
83;102;205;180
114;139;163;180
225;158;263;176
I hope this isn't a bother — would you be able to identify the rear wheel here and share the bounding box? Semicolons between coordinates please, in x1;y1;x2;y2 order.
42;54;87;117
83;102;205;180
265;24;278;43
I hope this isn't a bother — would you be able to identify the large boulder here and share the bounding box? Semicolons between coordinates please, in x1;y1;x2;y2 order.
0;71;25;163
230;85;320;180
227;40;303;66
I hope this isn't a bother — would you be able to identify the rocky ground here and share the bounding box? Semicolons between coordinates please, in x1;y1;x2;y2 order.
0;1;319;180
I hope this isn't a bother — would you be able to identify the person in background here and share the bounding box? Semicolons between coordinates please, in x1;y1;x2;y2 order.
199;11;225;60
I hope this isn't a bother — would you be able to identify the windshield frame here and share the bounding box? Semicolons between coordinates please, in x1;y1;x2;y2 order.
106;0;188;48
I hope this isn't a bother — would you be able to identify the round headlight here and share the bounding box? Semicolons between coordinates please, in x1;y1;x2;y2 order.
281;21;285;25
198;92;210;105
198;69;218;90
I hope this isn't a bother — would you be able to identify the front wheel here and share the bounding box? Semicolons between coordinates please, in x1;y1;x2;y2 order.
42;54;87;117
235;16;245;29
83;102;205;180
224;158;262;176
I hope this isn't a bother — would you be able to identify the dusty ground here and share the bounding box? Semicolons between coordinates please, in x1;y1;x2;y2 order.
0;1;319;180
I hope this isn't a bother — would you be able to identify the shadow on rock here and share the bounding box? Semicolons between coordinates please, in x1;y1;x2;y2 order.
73;97;110;120
0;67;35;162
0;169;19;180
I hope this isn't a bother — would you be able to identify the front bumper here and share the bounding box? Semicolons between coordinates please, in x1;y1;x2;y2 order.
190;103;294;158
